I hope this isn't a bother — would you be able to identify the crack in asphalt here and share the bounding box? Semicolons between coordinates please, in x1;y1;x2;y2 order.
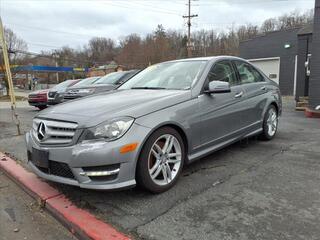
182;164;227;177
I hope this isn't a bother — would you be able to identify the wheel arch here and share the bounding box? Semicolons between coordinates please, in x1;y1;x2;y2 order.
134;122;189;177
262;100;279;120
270;101;279;115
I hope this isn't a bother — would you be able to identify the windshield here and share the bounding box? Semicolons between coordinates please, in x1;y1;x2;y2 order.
72;77;100;87
51;80;74;90
94;72;127;85
119;61;207;90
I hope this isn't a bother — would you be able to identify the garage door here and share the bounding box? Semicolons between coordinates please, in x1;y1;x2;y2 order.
248;57;280;84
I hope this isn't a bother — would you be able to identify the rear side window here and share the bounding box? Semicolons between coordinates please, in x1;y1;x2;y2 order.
207;61;238;85
234;61;265;84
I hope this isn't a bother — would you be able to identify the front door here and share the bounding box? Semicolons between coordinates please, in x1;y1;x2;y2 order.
198;60;246;147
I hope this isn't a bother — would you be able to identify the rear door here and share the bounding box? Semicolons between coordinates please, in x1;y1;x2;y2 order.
198;60;247;147
233;60;268;129
249;58;280;84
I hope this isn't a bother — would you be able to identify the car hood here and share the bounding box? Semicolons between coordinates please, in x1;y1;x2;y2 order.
67;84;115;91
29;89;48;95
37;89;191;128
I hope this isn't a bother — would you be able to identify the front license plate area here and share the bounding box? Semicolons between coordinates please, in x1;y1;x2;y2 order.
31;148;49;168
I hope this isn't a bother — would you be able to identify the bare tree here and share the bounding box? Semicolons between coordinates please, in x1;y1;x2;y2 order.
87;37;116;65
261;18;278;33
0;27;28;95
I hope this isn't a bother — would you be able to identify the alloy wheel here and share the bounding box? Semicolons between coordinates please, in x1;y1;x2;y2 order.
148;134;182;186
267;108;278;136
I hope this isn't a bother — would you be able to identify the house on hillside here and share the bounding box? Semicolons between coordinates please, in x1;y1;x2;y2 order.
88;61;125;77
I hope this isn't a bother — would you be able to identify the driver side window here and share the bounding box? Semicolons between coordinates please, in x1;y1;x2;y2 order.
207;61;238;86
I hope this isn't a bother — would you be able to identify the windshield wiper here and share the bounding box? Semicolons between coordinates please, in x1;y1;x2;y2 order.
131;87;166;90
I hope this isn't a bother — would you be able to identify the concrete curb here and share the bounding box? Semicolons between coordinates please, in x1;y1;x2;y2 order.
0;152;131;240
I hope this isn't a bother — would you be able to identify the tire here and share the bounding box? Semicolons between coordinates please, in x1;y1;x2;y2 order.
37;106;47;110
136;127;185;193
260;105;278;140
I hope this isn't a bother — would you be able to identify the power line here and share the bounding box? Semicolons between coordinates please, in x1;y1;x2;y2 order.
5;22;97;38
101;1;182;16
128;1;183;14
0;47;107;65
26;42;63;49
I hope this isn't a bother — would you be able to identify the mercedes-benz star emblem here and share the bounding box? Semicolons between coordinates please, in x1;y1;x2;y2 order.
37;122;46;141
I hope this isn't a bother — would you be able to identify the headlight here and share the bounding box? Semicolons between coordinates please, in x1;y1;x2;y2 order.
83;117;134;142
78;89;94;94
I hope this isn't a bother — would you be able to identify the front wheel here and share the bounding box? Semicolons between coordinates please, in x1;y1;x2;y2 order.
260;105;278;140
136;127;185;193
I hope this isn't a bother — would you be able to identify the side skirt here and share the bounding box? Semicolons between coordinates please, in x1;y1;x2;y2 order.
187;128;263;164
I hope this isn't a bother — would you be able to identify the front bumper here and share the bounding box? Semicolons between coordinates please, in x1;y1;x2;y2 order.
25;123;151;190
28;100;47;107
47;97;63;105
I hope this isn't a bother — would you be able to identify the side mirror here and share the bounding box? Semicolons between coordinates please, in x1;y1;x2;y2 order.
204;81;231;94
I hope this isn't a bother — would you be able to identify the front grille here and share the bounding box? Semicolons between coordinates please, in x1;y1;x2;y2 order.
49;161;75;179
32;118;78;145
28;94;38;98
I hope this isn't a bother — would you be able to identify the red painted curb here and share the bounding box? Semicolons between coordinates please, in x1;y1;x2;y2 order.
305;107;320;118
0;153;60;202
46;195;130;240
0;152;131;240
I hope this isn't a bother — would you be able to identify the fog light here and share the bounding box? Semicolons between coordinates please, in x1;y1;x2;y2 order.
80;168;120;177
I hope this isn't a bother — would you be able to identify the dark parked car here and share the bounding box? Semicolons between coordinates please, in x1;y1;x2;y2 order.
63;70;139;101
47;79;80;105
27;56;281;193
28;89;49;110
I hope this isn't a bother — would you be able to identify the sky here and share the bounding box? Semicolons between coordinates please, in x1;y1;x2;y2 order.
0;0;315;52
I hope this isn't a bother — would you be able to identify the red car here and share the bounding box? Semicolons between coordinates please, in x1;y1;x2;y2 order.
28;89;49;110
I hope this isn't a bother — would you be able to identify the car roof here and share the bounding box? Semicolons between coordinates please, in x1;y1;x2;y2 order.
164;55;245;63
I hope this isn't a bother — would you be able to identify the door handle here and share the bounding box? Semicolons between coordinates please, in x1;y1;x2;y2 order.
234;91;243;98
260;86;266;91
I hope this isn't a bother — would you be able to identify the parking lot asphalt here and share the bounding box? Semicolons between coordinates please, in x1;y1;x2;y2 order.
0;98;320;240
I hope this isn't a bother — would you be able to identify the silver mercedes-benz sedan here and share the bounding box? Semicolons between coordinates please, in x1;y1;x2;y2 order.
26;56;281;193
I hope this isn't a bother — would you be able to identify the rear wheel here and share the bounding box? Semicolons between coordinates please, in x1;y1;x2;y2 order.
260;105;278;140
136;127;185;193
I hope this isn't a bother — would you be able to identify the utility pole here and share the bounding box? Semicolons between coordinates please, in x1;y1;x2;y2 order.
53;53;59;83
0;17;21;135
183;0;198;58
55;61;59;83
